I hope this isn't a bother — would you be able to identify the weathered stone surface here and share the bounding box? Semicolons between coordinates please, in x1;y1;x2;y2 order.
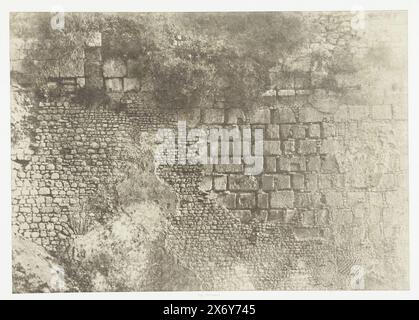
298;139;318;154
371;105;392;120
291;174;305;190
229;175;258;191
123;78;140;92
85;47;102;62
324;192;344;207
103;58;127;77
319;139;340;154
299;106;327;123
308;124;321;138
348;105;369;120
270;191;294;208
10;11;409;292
272;106;296;123
262;175;275;191
85;32;102;47
59;59;84;77
264;157;277;173
283;140;295;154
250;107;271;124
266;125;280;139
226;108;247;124
275;174;291;189
214;176;227;191
307;155;321;172
257;192;269;209
237;193;256;209
105;78;123;92
202;109;224;124
264;140;282;156
217;192;236;209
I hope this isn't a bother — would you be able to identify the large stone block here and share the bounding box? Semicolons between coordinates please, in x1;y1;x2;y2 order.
226;108;247;124
302;210;315;226
266;125;280;139
308;124;321;138
262;175;275;191
282;140;295;155
278;157;291;171
85;47;102;62
229;175;258;191
275;174;291;189
347;192;366;206
272;106;296;123
218;192;236;209
371;105;392;120
85;32;102;47
264;157;277;173
126;59;142;77
105;78;123;92
59;59;84;77
319;139;340;154
39;187;50;195
85;76;103;89
324;191;344;207
291;174;305;190
264;140;282;156
299;106;327;123
103;58;127;77
316;209;329;225
232;210;253;224
305;173;318;191
267;209;283;222
348;105;370;120
294;72;311;89
297;139;318;154
392;104;407;120
123;77;140;92
84;60;102;77
215;164;243;173
198;176;212;192
202;109;224;124
279;124;292;139
333;105;349;122
262;89;276;105
290;125;306;139
290;156;306;171
307;155;321;172
270;70;294;89
237;193;256;209
250;107;271;124
270;191;294;208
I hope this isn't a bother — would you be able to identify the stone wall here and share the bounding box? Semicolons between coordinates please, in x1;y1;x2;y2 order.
11;11;408;289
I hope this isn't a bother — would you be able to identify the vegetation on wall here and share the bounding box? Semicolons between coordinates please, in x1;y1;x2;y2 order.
11;12;308;109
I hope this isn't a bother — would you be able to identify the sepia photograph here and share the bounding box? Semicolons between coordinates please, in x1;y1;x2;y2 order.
1;0;418;306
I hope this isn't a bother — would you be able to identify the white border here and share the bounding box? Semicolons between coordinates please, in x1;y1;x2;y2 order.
1;0;418;300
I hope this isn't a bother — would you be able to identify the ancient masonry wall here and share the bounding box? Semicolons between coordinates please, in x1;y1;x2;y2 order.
11;12;408;289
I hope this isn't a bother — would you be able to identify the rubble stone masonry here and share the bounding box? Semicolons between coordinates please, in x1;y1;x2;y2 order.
11;11;408;289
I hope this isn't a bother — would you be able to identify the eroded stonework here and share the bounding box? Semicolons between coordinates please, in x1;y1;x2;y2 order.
11;11;408;292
